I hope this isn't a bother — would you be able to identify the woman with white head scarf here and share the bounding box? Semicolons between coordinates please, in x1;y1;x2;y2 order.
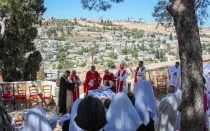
69;99;83;131
104;93;142;131
134;73;157;131
21;107;52;131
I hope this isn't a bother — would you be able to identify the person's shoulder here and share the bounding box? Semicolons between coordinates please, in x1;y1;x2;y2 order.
86;70;91;74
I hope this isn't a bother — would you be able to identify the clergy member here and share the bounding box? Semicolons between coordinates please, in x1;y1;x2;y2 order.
157;85;178;131
59;70;75;115
169;62;181;89
84;65;102;96
115;63;128;93
130;61;146;84
69;70;81;102
103;69;116;93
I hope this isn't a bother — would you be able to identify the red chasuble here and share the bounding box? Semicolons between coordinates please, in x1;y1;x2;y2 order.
134;67;145;84
69;75;80;102
103;73;116;93
84;71;101;96
117;69;127;92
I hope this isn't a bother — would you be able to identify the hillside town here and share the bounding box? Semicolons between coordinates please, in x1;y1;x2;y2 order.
35;18;210;79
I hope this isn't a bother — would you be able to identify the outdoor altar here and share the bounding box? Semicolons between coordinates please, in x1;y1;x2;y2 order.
88;86;115;100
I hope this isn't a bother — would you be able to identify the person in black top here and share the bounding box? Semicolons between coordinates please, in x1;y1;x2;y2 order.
58;70;75;115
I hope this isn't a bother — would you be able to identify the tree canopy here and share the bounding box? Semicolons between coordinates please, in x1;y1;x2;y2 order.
153;0;210;25
0;0;46;81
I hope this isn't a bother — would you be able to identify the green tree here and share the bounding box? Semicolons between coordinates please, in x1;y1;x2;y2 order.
162;39;166;44
0;0;46;81
109;52;118;59
155;49;160;59
107;60;115;68
169;32;173;40
80;62;87;67
24;51;43;80
74;18;78;25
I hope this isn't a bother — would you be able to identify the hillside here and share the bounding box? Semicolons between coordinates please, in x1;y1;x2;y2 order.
34;18;210;75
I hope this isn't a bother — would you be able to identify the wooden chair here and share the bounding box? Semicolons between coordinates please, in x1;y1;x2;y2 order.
28;85;39;108
156;75;167;94
41;85;53;107
15;85;27;109
1;83;16;110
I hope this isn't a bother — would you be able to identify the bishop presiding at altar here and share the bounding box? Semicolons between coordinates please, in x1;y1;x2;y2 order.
84;65;102;96
103;69;116;93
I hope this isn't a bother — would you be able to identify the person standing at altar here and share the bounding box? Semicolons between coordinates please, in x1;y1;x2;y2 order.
115;63;128;93
84;65;102;96
103;69;116;93
69;70;81;102
130;61;146;84
169;62;181;90
59;70;75;115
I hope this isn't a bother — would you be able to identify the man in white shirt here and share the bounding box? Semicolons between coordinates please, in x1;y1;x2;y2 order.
115;63;128;93
169;62;181;90
157;85;178;131
130;61;146;84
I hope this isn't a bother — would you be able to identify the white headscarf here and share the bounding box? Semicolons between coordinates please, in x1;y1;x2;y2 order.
21;107;52;131
104;93;142;131
69;99;83;131
134;80;157;125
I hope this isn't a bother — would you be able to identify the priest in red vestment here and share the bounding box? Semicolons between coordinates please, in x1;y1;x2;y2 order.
69;70;81;102
103;69;116;93
84;65;102;96
130;61;146;84
115;63;128;93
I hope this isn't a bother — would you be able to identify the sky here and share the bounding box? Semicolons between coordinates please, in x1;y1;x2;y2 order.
45;0;210;27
